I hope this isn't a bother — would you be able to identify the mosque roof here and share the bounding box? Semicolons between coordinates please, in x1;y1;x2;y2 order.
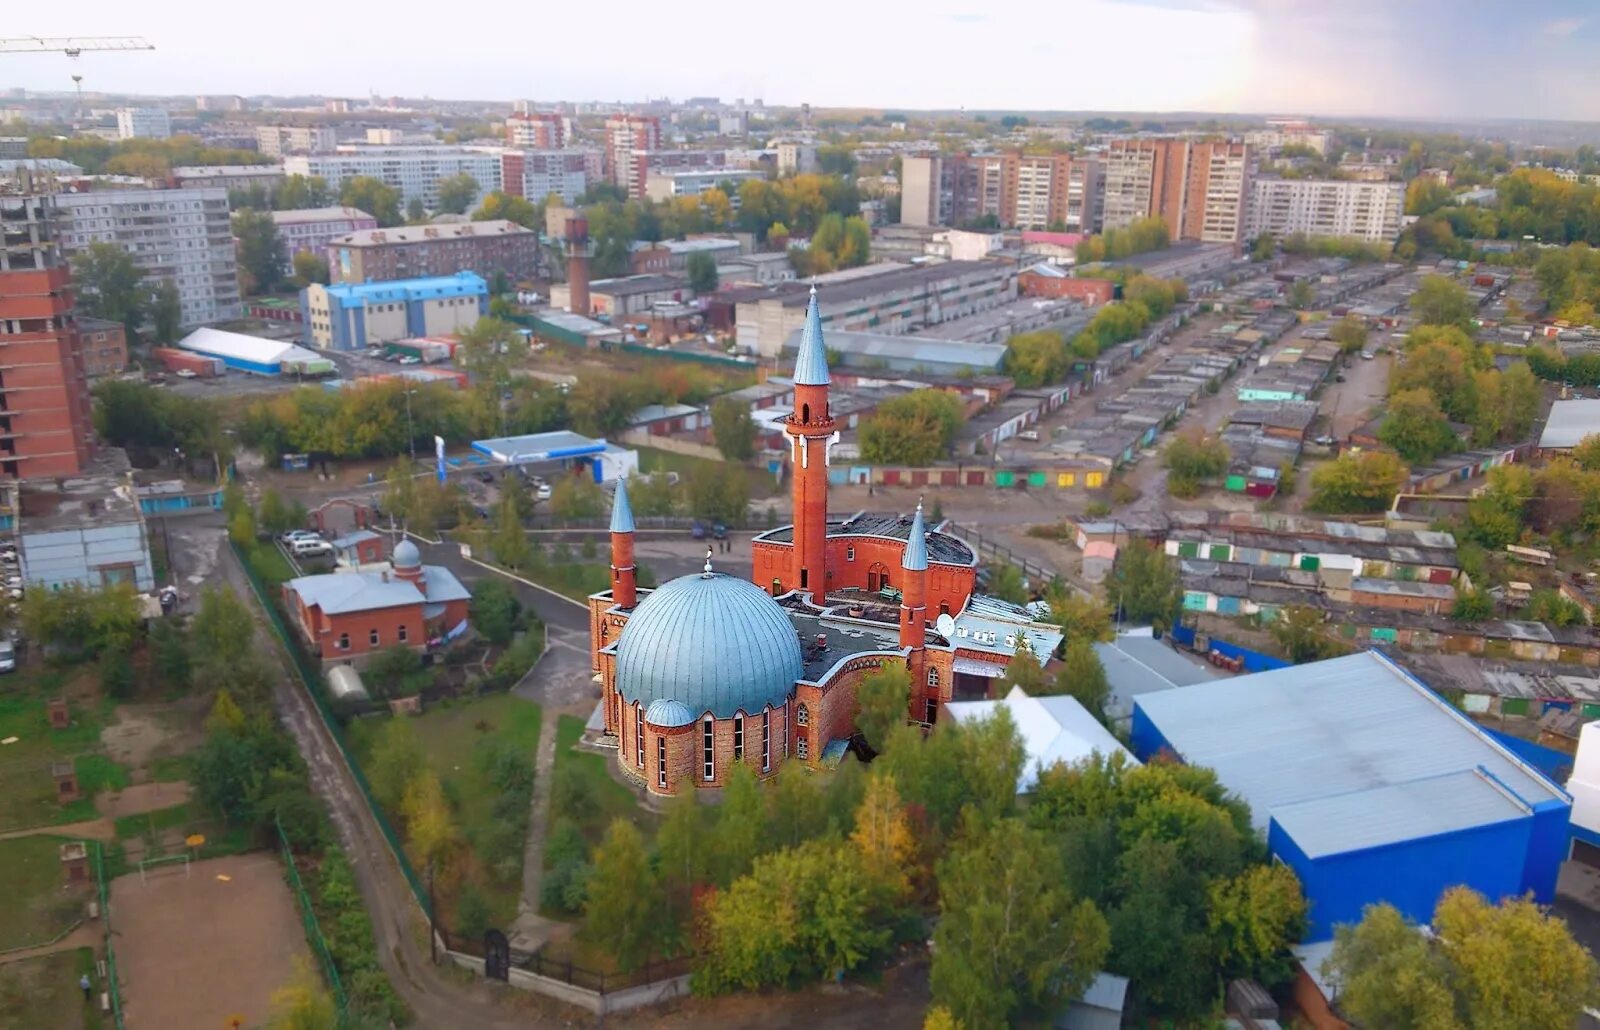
792;287;830;386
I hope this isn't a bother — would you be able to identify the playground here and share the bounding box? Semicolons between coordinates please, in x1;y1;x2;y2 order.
110;852;308;1030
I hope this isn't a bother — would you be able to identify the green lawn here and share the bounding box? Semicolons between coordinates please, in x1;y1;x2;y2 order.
551;714;654;848
244;541;298;587
0;835;91;951
0;947;103;1030
634;445;780;503
0;693;118;832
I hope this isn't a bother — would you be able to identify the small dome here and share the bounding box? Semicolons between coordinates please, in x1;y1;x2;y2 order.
393;539;421;568
644;698;695;728
616;573;803;719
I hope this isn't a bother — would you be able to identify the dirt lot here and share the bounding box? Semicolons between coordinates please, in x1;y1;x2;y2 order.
111;852;308;1030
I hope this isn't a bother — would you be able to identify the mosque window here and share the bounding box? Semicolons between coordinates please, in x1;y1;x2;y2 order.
797;735;809;761
702;719;715;781
337;633;349;650
733;714;744;763
926;699;938;724
797;704;809;727
927;667;939;688
846;546;855;562
398;625;408;643
762;709;771;771
802;403;811;422
657;736;667;789
635;704;644;768
369;629;380;646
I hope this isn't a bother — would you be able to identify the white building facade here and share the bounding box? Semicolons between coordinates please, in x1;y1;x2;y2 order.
256;125;338;158
116;108;171;140
644;167;764;203
53;188;242;326
271;206;379;272
284;146;502;210
1245;178;1404;243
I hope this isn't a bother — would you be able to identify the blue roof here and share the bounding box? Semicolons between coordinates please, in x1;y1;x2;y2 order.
615;572;803;718
792;287;830;386
901;504;928;571
644;698;695;728
610;478;635;534
286;565;470;615
472;430;608;464
320;271;488;306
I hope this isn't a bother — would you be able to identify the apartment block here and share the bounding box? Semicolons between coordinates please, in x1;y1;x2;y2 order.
505;112;567;149
1065;158;1103;233
0;190;96;478
1243;127;1331;156
256;125;338;158
644;168;764;203
302;272;488;351
1245;178;1404;243
499;149;600;203
604;115;661;187
328;220;538;285
900;156;940;227
284;146;502;210
615;149;726;200
271;206;378;272
170;165;286;192
775;141;817;175
1102;138;1252;243
52;188;242;326
899;153;1101;232
76;317;129;377
116;108;171;140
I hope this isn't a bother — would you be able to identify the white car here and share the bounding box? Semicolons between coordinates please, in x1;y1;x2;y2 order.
535;483;552;502
281;530;321;545
398;355;422;366
175;368;199;379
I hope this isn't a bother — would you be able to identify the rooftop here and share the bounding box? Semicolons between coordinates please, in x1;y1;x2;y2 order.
19;448;143;532
472;430;608;464
1133;651;1567;842
270;206;375;225
755;512;976;566
287;565;470;614
945;686;1135;792
320;272;488;304
783;328;1007;372
1539;398;1600;450
588;274;689;297
785;607;901;683
766;260;1008;309
1094;632;1224;719
330;221;533;247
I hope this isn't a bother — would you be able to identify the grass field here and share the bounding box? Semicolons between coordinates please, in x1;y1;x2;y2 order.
0;691;121;832
0;946;103;1030
551;714;655;848
0;834;91;951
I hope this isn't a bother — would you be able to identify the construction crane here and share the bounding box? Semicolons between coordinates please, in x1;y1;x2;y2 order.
0;36;156;124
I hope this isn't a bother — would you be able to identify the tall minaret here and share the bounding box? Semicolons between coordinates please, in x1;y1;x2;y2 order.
900;501;929;691
786;286;835;596
609;476;637;609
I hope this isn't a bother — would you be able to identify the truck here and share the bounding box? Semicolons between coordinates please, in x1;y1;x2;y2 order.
150;348;224;378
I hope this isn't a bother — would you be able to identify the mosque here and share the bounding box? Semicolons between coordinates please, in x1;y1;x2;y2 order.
586;288;1062;795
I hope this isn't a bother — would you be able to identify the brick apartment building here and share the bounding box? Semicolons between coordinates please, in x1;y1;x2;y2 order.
271;206;378;273
0;189;96;478
76;317;128;377
327;220;539;285
1101;138;1252;243
615;149;727;200
604;115;661;187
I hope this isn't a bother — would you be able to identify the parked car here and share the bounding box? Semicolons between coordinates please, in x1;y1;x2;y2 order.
290;538;334;558
175;368;198;379
1360;351;1375;360
281;530;320;544
1018;429;1041;442
476;470;496;483
398;355;422;366
534;483;552;502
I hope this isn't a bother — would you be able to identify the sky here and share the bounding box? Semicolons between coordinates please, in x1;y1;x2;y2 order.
6;1;1600;121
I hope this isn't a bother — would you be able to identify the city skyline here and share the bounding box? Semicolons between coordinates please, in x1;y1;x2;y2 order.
7;1;1600;121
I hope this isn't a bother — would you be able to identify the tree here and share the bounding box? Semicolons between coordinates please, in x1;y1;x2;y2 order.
1326;890;1598;1030
364;645;430;698
401;769;456;869
368;718;424;813
1269;605;1341;662
471;578;518;646
1288;279;1314;310
655;789;708;933
1002;330;1071;387
1330;315;1369;354
686;250;719;293
72;242;147;341
710;761;768;887
267;956;339;1030
849;773;916;901
1207;864;1309;987
292;251;329;286
686;463;749;526
1250;233;1276;262
490;488;531;569
1042;589;1114;647
149;279;182;345
435;173;479;216
931;817;1110;1030
191;586;254;677
1163;430;1229;497
1410;274;1474;330
339;176;402;227
859;391;965;466
1379;387;1457;463
233;208;286;296
583;819;663;972
256;487;296;535
274;174;331;211
997;643;1048;694
1049;638;1110;721
20;582;140;658
548;475;605;521
205;689;247;736
854;664;910;753
472;190;540;228
149;618;192;692
1392;338;1481;424
1451;587;1494;622
709;397;756;462
1108;540;1181;631
1309;451;1409;513
405;196;426;224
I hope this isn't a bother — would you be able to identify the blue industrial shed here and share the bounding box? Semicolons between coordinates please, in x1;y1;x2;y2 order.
1132;650;1570;941
304;272;489;352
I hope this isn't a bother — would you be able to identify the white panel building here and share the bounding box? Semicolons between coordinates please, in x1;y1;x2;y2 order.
115;108;170;140
53;188;242;326
1245;178;1404;243
285;146;503;209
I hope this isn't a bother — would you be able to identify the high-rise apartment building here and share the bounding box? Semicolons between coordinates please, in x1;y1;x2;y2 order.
614;150;726;200
604;116;661;187
52;188;242;326
1101;138;1252;243
1245;178;1404;243
1065;158;1102;234
271;206;379;272
900;156;940;227
897;153;1101;232
775;141;817;175
498;149;600;203
116;108;171;141
285;146;501;210
0;188;96;477
256;125;338;158
505;112;566;149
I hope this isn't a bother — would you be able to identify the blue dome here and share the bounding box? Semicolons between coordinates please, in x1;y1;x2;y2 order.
616;573;803;719
644;698;695;728
393;539;421;568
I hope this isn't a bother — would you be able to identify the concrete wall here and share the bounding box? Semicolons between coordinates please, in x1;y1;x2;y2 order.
441;948;693;1014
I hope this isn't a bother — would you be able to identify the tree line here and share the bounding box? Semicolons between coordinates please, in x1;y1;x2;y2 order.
26;133;271;177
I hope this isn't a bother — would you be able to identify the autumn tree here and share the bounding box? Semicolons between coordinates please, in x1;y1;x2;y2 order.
435;173;480;215
1002;330;1071;387
191;586;255;679
1269;605;1343;663
1048;638;1111;721
1379;387;1457;463
472;190;540;228
292;251;329;286
1163;430;1230;497
73;243;147;341
233;208;287;296
859;391;965;465
1330;315;1369;354
686;250;719;293
685;463;749;526
855;663;910;753
1208;864;1310;986
339;176;402;227
710;397;756;461
150;279;182;345
401;769;456;869
1108;539;1181;631
1409;274;1474;330
997;643;1049;694
490;487;531;569
583;819;664;972
1309;450;1409;513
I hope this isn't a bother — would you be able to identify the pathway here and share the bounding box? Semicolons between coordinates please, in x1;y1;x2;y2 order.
508;715;559;951
0;818;113;843
0;923;98;968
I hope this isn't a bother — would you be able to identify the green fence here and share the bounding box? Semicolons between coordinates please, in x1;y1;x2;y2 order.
277;816;347;1018
91;840;125;1030
229;541;434;920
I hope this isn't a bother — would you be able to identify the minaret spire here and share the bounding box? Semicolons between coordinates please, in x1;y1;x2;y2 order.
786;286;835;597
609;477;637;608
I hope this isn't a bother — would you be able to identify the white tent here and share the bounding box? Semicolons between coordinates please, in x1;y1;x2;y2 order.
944;686;1135;792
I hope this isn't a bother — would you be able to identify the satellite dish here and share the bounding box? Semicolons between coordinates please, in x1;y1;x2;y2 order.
936;613;956;638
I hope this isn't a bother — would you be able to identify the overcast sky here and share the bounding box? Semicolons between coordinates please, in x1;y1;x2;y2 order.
7;1;1599;121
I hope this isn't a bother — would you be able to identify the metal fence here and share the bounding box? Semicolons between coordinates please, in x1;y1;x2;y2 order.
277;815;348;1018
229;541;434;920
91;840;125;1030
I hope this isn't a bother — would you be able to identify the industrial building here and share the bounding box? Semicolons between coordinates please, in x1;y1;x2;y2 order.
327;220;539;285
302;272;488;351
1131;650;1571;941
945;686;1134;793
177;327;334;376
18;449;155;593
1539;398;1600;452
780;329;1008;377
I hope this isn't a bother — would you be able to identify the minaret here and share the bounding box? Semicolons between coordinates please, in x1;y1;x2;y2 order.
786;286;835;596
900;501;929;690
609;476;637;608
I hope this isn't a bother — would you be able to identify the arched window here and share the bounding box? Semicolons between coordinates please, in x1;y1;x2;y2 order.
797;703;809;727
762;707;772;771
733;713;745;763
702;719;715;781
802;403;811;422
635;702;644;768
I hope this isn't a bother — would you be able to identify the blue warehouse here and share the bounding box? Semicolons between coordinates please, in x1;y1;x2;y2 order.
302;272;489;352
1132;650;1570;941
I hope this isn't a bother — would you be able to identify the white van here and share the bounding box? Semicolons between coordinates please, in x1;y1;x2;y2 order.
291;538;333;558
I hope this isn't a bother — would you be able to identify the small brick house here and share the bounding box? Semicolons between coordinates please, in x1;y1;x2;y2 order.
283;539;471;667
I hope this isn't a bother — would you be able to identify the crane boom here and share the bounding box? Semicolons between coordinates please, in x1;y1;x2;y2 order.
0;36;155;55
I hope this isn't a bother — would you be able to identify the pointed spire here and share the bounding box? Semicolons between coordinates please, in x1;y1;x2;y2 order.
792;285;831;386
901;498;928;572
609;475;635;534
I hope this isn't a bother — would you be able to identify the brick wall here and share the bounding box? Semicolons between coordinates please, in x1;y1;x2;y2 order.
1018;273;1114;306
